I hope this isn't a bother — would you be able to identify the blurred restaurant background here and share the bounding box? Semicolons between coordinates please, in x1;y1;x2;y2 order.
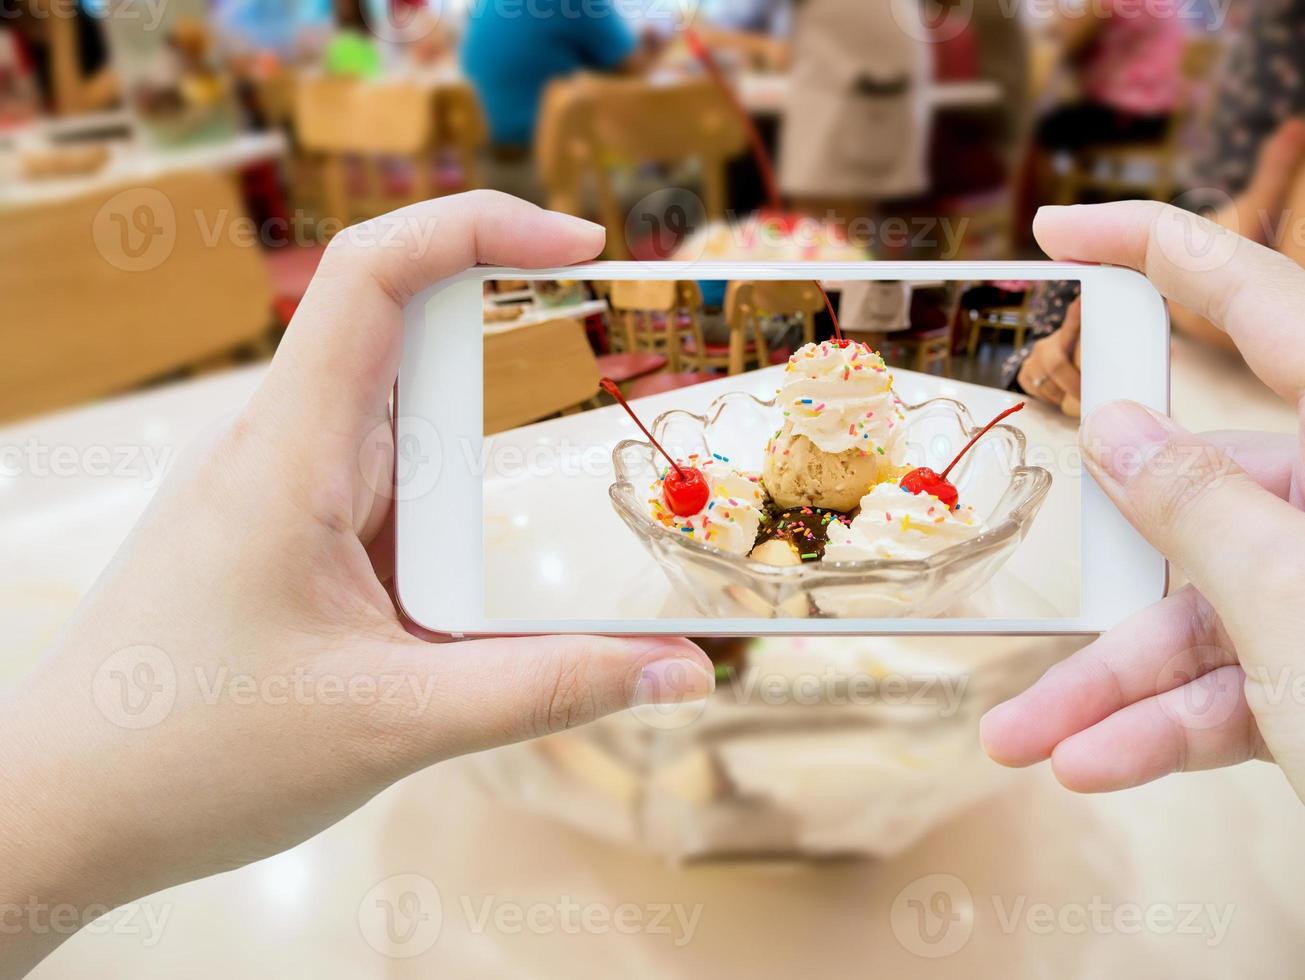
9;0;1305;975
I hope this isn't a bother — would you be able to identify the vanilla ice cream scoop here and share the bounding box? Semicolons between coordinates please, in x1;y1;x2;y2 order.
647;457;767;556
823;484;986;562
763;341;906;511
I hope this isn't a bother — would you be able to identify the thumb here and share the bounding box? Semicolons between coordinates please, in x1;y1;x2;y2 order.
1081;401;1305;611
376;635;715;768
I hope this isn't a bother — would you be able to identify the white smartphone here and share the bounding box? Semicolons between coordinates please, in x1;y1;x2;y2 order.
394;262;1168;637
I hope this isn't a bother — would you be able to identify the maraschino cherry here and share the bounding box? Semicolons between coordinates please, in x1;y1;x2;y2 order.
900;403;1026;509
601;379;710;517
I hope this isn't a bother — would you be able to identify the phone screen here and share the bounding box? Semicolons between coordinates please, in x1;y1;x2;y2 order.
480;278;1081;621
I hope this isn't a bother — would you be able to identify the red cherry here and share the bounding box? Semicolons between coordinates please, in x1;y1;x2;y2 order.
899;402;1026;509
601;378;710;517
663;466;710;516
899;467;958;509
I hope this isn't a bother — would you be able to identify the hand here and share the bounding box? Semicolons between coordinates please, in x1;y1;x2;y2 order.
1017;296;1082;417
982;200;1305;800
0;192;712;976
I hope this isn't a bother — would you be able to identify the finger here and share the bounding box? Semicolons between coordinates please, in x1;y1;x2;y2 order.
1200;430;1298;501
1039;337;1082;397
1057;298;1082;352
1051;666;1269;793
377;635;714;768
1080;400;1305;611
1033;201;1305;402
981;585;1235;767
1018;361;1066;405
1060;393;1081;418
257;191;606;436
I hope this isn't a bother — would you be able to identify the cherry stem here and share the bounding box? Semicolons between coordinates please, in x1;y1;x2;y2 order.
940;402;1026;481
600;378;686;479
683;27;783;213
816;282;843;343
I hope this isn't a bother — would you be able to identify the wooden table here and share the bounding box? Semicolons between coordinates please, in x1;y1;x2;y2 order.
7;334;1304;977
483;299;610;335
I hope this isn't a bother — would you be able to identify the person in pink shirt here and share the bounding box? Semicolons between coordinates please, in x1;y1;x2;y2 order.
1035;0;1187;153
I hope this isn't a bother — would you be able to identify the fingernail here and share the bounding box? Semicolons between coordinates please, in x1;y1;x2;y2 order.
633;658;715;707
553;211;606;236
1082;401;1173;483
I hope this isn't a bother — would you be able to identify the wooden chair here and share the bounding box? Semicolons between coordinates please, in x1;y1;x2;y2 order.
536;76;747;259
876;329;952;376
607;280;703;371
1055;36;1224;205
0;171;273;420
965;289;1032;356
483;317;600;435
295;75;440;230
741;280;823;350
434;82;488;191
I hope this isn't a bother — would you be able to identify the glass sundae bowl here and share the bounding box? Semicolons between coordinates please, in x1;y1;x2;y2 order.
609;391;1052;618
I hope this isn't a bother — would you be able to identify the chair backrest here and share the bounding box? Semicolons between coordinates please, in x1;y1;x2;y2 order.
0;171;273;421
744;280;825;316
483;317;599;434
295;75;437;155
536;76;747;257
608;279;680;313
435;82;488;153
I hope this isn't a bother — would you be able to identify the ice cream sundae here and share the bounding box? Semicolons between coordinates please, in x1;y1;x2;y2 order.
762;340;906;512
608;293;1025;578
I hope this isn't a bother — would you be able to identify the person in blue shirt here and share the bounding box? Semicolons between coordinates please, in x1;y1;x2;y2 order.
460;0;646;148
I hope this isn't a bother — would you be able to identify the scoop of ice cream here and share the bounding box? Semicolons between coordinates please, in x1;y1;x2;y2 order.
762;341;907;511
647;457;767;556
823;483;985;562
775;341;904;455
763;432;890;512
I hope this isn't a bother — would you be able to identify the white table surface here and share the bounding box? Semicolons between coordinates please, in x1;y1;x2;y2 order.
0;124;287;210
483;299;611;335
482;365;1079;620
6;333;1305;978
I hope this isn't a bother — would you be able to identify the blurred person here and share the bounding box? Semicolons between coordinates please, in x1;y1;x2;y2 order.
213;0;333;63
9;0;118;114
1026;0;1186;207
1002;280;1083;417
0;22;43;124
778;0;931;230
984;200;1305;802
460;0;658;201
1174;0;1305;350
691;0;793;71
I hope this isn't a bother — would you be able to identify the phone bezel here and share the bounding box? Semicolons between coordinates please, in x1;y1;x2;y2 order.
395;261;1169;637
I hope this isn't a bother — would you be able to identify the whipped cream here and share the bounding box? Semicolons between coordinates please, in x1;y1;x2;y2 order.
773;341;905;457
647;457;767;556
823;483;985;562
